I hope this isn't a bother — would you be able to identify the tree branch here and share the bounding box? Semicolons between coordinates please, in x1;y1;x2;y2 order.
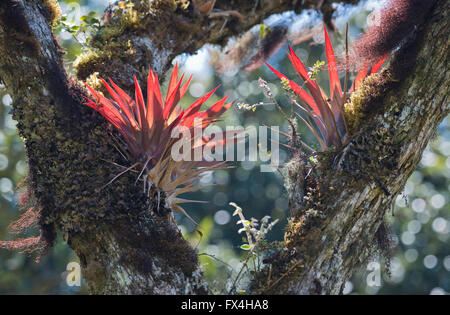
74;0;360;90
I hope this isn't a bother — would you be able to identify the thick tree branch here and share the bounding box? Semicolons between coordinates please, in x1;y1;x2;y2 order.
74;0;360;90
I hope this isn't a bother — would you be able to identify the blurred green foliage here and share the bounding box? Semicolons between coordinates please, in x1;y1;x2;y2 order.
0;0;448;294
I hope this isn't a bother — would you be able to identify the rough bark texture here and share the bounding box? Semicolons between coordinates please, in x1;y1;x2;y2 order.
0;0;448;295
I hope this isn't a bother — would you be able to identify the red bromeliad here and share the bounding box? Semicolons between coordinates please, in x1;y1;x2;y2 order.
266;25;387;152
84;64;235;223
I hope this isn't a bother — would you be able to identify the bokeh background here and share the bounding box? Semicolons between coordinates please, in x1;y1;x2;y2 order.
0;0;448;294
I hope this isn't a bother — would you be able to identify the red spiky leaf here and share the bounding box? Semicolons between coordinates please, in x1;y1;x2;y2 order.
266;25;389;150
85;65;237;222
324;24;343;102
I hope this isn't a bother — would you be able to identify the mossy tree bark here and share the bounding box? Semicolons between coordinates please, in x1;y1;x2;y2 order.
0;0;448;294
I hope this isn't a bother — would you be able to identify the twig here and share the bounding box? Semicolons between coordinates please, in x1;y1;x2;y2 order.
199;253;235;273
229;252;252;294
210;10;245;21
267;264;273;288
263;260;303;293
101;162;139;189
341;23;351;136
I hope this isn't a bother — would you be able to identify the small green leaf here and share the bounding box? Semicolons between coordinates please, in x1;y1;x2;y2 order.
240;244;251;251
259;24;271;38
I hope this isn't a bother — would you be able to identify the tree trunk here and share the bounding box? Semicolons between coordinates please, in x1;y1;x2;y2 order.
0;0;447;294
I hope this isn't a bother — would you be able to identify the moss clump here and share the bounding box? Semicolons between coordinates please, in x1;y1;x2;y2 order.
73;49;105;80
85;72;104;92
74;40;134;80
100;8;141;42
284;217;304;246
151;0;178;12
73;6;142;80
42;0;62;24
344;101;364;132
74;49;100;70
344;73;380;132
